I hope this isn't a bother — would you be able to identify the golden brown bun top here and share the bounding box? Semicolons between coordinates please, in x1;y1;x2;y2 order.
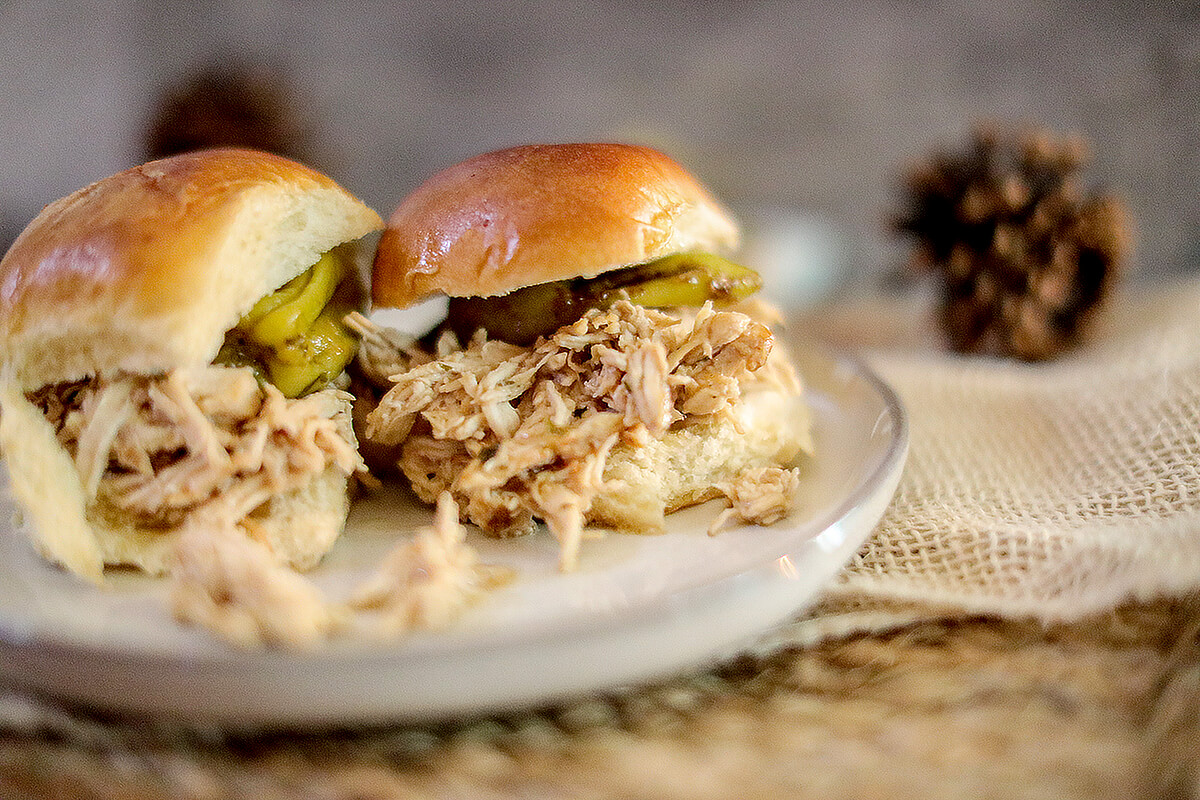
0;148;383;390
371;143;739;308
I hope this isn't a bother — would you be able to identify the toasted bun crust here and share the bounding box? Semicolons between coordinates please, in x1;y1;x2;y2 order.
372;143;739;308
0;148;383;391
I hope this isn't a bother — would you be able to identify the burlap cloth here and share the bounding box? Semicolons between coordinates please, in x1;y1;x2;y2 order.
4;279;1200;799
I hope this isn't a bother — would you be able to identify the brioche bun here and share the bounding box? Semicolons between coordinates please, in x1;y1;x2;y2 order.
0;147;383;391
371;143;739;309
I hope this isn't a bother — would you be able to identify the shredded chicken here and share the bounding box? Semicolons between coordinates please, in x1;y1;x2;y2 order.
707;466;802;536
350;491;492;634
24;365;370;649
344;310;422;389
30;361;522;648
171;513;340;649
31;366;363;532
363;299;801;570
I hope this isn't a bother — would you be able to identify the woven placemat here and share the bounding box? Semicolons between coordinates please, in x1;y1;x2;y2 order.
2;594;1197;800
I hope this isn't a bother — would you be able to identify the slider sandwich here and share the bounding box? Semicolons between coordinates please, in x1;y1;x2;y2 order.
359;143;813;569
0;148;383;583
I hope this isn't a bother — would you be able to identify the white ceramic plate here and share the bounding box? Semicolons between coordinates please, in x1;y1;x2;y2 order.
0;332;907;728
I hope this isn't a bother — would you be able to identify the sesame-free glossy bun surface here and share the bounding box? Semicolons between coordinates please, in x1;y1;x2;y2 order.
0;148;382;390
372;143;739;308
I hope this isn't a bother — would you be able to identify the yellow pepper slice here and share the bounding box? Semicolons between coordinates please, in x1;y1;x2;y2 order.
218;247;361;397
264;303;359;398
447;251;762;345
594;252;762;308
239;248;350;349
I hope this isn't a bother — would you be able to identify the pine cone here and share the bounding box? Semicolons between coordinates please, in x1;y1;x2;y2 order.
145;65;309;162
895;124;1132;360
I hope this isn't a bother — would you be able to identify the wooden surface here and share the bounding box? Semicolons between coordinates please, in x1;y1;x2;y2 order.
2;596;1197;800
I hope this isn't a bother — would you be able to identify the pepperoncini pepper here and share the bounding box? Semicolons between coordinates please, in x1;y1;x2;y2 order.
447;251;763;345
218;246;360;397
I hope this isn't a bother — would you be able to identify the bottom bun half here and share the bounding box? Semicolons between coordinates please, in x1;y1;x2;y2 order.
591;387;812;533
0;385;354;581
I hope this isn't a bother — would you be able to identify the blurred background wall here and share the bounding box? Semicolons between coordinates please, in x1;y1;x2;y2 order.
1;0;1196;298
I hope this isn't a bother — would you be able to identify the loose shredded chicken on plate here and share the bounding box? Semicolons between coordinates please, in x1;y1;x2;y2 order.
350;490;496;635
171;513;340;649
707;465;803;536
